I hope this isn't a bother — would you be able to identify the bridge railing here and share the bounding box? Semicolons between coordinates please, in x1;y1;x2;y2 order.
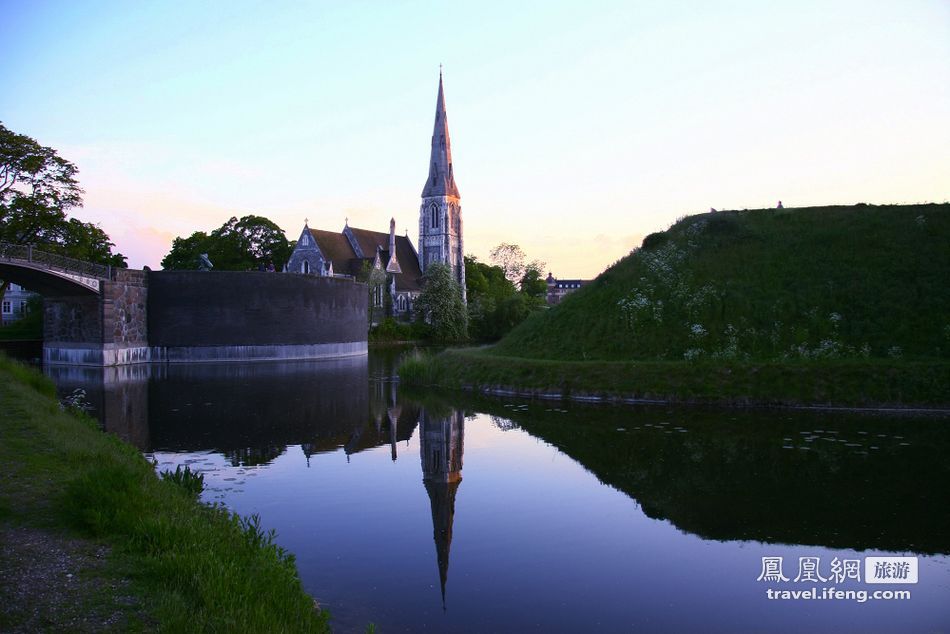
0;242;113;281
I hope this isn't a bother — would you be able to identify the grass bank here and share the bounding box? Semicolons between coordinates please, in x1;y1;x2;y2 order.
496;203;950;362
0;355;329;632
400;204;950;408
399;348;950;408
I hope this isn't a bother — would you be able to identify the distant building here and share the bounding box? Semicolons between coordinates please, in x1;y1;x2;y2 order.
1;283;36;325
285;71;467;319
545;273;590;306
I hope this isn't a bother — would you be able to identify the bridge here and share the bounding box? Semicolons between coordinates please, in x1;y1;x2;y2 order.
0;242;113;295
0;245;368;366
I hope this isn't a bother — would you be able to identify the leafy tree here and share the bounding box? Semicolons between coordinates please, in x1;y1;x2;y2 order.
415;263;467;342
466;250;546;341
465;255;515;303
216;215;294;269
356;260;388;327
57;219;127;267
160;231;213;270
0;121;83;246
0;122;126;299
519;263;547;298
161;215;294;271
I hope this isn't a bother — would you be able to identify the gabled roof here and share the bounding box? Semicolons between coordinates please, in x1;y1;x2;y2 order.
345;228;423;291
310;229;356;264
307;225;422;291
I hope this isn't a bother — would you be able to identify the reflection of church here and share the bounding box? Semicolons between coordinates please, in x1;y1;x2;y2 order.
419;408;465;609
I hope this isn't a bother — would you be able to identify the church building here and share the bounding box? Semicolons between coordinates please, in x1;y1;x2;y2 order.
285;70;466;318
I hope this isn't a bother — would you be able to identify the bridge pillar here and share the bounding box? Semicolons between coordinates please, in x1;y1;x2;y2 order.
44;269;150;366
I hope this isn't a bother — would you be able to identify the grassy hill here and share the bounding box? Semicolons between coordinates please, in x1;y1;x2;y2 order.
493;203;950;362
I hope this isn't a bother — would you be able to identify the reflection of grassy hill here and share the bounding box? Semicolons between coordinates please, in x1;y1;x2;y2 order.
435;391;950;554
496;203;950;362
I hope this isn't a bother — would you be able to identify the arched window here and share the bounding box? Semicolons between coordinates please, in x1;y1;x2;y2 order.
302;260;310;274
430;204;439;229
399;295;407;312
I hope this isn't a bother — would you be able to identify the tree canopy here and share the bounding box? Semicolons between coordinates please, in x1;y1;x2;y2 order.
0;121;126;267
161;215;294;271
415;263;468;342
466;245;547;341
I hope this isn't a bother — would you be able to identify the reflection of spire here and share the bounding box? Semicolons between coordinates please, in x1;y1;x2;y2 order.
387;378;401;462
388;405;401;462
419;408;464;609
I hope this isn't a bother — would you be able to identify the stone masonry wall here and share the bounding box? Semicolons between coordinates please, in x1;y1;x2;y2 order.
102;269;148;346
44;295;102;343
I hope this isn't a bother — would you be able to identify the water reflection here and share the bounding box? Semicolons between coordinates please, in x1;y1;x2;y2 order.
44;355;950;632
48;361;950;556
419;406;465;609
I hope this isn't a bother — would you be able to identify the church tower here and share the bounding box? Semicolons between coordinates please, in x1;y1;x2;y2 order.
419;70;466;303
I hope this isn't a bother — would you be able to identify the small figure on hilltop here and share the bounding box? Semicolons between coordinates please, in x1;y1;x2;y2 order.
777;200;783;209
197;253;213;271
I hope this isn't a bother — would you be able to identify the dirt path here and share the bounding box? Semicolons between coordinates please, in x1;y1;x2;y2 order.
0;525;149;632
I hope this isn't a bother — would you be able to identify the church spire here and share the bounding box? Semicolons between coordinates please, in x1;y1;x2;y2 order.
422;70;460;198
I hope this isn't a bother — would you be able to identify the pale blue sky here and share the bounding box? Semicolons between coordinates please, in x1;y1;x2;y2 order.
3;0;948;274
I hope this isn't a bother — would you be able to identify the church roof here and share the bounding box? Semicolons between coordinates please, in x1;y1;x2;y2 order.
422;72;460;199
309;229;353;264
348;228;424;291
308;226;423;292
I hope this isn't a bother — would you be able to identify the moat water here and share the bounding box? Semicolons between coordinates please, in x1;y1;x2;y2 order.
43;348;950;633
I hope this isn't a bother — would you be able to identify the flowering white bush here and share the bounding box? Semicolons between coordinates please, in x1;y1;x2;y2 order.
683;348;703;361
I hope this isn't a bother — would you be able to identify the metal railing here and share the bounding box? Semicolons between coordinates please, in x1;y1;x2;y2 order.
0;241;113;280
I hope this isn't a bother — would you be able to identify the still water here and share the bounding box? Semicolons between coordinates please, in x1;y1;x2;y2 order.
46;349;950;633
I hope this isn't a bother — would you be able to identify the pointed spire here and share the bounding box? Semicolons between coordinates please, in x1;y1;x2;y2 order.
422;69;460;198
387;217;401;274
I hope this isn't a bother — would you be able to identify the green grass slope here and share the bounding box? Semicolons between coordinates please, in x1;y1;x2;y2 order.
494;203;950;362
0;355;329;633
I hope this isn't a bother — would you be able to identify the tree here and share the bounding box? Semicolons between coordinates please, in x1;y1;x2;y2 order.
1;122;126;299
357;260;388;327
489;242;527;285
1;121;83;247
519;263;547;298
160;231;213;270
214;215;294;269
467;248;547;341
465;255;515;304
415;263;467;342
56;218;127;268
161;215;294;271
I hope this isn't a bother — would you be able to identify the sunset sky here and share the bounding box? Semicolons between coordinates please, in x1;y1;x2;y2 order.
3;1;948;276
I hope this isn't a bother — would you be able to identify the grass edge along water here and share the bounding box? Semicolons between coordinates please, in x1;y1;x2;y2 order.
0;353;330;633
